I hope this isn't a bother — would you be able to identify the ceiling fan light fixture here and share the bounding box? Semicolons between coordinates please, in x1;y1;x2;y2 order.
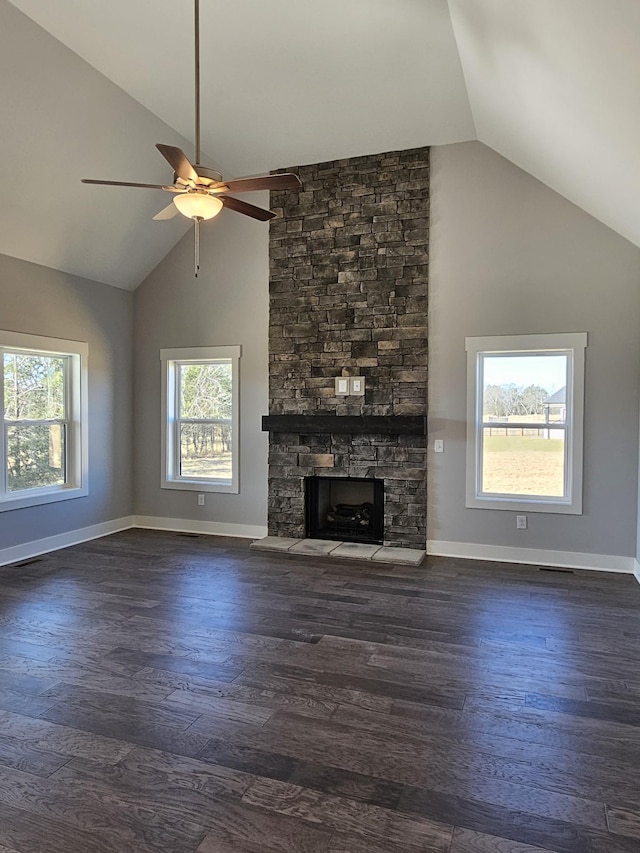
173;192;223;221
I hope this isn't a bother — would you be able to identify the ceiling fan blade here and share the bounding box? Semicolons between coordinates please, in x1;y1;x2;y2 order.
81;179;179;191
153;202;180;221
220;173;302;193
156;144;199;184
221;195;276;221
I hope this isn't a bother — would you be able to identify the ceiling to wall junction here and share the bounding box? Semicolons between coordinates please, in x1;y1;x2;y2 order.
3;0;639;289
449;0;640;250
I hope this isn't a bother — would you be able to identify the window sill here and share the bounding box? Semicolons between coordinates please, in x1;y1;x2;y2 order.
0;484;88;513
162;479;239;495
466;494;582;515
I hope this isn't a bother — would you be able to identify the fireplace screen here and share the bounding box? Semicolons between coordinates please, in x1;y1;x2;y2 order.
305;476;384;544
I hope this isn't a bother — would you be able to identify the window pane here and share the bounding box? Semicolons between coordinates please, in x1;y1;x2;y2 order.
482;354;567;424
3;353;65;421
482;428;565;497
179;362;232;420
6;423;66;491
180;423;232;482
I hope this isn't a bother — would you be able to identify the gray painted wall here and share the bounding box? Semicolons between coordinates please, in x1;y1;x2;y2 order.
0;253;134;549
637;410;640;562
133;202;269;530
0;0;196;291
429;141;640;558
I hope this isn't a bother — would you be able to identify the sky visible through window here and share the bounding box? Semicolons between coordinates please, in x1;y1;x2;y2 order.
483;354;567;394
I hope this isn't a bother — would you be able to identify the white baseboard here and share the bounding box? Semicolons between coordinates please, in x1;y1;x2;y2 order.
0;516;134;567
132;515;268;540
634;559;640;586
0;515;266;568
428;539;636;575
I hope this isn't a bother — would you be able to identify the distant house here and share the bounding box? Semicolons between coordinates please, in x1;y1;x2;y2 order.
544;387;566;426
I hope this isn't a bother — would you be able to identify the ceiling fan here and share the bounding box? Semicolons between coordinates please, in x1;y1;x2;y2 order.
82;0;301;277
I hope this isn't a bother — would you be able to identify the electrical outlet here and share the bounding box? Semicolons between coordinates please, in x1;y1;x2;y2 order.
516;515;527;529
197;494;205;506
434;439;444;453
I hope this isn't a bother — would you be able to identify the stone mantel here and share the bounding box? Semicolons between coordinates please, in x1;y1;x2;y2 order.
262;415;427;436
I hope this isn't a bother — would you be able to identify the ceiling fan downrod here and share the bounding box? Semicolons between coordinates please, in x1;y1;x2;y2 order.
192;0;201;277
194;0;201;166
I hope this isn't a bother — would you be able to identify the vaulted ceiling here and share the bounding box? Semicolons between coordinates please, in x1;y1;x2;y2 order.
2;0;638;290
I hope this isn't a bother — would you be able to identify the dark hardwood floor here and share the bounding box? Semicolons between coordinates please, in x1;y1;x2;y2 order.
0;529;639;852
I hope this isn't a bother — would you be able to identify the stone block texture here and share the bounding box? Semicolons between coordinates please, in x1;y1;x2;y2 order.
267;147;429;549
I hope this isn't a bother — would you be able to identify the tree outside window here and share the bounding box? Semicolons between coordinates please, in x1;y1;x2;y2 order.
3;353;67;492
161;345;240;494
0;331;87;512
178;362;233;482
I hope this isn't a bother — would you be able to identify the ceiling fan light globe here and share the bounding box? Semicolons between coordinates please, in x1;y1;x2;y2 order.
173;192;223;221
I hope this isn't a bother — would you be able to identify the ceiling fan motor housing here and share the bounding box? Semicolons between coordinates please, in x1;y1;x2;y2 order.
177;165;223;188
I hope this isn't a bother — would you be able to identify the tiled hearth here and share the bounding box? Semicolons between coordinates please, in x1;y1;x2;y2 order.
250;536;426;566
264;147;429;552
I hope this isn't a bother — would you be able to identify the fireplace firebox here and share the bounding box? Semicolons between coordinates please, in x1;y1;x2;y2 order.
305;476;384;545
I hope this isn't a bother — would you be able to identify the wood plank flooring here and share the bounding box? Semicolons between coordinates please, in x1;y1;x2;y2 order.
0;530;639;852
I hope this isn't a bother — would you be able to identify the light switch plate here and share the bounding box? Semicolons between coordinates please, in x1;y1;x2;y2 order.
350;376;365;396
335;377;349;396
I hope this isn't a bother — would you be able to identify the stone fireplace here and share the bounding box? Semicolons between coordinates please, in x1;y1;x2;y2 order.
263;147;429;550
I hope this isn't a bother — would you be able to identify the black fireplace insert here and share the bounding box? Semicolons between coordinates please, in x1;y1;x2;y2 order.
305;476;384;545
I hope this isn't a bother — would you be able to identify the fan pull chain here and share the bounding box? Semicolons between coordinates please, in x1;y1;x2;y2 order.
194;217;200;278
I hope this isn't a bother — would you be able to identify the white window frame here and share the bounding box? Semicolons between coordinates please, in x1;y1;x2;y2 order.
465;332;587;514
0;330;88;512
161;346;240;494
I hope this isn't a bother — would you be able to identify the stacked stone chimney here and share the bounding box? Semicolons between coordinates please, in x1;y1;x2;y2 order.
266;147;429;549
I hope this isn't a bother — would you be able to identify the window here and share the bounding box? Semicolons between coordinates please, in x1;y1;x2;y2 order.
0;330;88;512
466;333;587;514
161;346;240;494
